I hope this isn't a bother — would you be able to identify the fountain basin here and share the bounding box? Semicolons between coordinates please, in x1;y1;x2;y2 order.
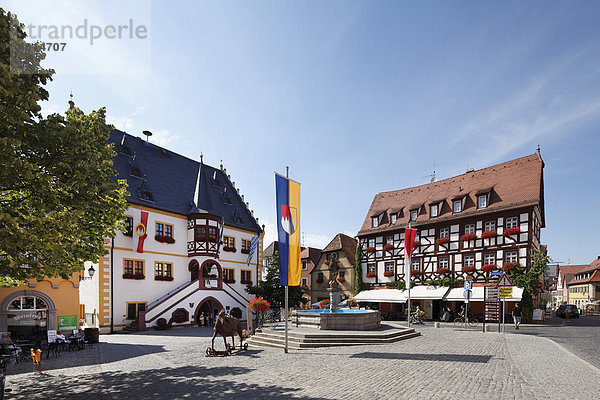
291;309;381;330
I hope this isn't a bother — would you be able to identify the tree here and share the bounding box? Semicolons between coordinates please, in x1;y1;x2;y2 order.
354;242;367;295
245;250;304;309
0;9;128;282
506;250;549;322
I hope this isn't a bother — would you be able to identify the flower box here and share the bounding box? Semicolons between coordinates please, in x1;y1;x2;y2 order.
383;270;394;277
383;244;394;251
249;298;270;312
154;275;174;281
346;298;358;308
123;273;145;280
436;237;450;245
482;264;497;273
503;227;520;237
365;247;376;253
241;248;250;254
460;233;478;241
155;235;175;244
436;267;450;275
410;269;421;276
462;266;476;273
366;272;376;278
481;230;497;239
502;262;520;271
324;260;331;266
241;280;252;285
223;246;236;252
337;277;345;283
319;299;331;308
223;279;236;284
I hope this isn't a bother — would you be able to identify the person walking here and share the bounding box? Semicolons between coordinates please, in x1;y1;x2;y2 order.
512;303;523;330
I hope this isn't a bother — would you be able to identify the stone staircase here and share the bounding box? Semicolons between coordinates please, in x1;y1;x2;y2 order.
246;324;420;349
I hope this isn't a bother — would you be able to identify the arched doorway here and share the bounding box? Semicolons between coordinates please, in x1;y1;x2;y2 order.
0;290;57;340
194;297;224;326
189;260;199;282
199;259;222;289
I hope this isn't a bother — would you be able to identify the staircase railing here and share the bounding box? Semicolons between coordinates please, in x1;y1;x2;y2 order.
147;279;197;311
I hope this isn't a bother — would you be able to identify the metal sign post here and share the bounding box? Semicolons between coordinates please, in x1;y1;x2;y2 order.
496;273;513;334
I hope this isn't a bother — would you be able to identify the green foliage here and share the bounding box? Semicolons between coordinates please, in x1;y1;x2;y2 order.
354;242;367;295
390;280;406;290
0;9;128;280
506;251;548;322
245;250;304;308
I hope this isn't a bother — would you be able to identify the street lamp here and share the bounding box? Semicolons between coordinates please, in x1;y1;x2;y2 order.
82;265;95;280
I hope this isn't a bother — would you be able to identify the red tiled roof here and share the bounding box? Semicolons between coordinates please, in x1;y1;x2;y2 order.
301;247;321;274
321;233;357;266
358;154;544;236
567;258;600;285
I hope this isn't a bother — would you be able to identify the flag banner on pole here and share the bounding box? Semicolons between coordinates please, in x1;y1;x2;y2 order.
404;228;417;288
214;220;224;259
135;209;149;253
275;173;301;286
247;236;260;266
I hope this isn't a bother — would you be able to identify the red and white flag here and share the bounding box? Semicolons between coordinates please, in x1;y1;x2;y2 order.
404;228;417;288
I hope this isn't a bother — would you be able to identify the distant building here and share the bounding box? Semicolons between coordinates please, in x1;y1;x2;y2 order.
556;264;588;305
80;130;263;332
300;247;321;300
310;234;357;303
262;241;279;281
565;257;600;313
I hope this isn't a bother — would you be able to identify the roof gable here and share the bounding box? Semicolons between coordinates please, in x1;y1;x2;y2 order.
109;130;261;233
359;154;544;235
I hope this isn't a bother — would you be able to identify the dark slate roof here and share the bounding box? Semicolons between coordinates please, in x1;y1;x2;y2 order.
263;241;279;258
109;130;262;233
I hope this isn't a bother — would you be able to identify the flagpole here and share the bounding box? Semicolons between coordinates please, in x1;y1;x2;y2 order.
407;221;411;328
284;166;289;354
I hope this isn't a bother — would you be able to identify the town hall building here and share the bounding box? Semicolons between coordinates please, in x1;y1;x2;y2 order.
80;130;264;333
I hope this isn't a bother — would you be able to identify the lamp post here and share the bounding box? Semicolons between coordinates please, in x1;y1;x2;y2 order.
83;266;95;280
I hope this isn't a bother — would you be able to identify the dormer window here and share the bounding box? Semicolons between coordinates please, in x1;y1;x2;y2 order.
478;195;487;209
453;200;462;213
430;204;439;218
371;216;379;228
140;190;153;201
410;209;418;222
131;167;142;177
390;213;397;225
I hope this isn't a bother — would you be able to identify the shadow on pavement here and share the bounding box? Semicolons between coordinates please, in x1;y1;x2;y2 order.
350;351;492;363
6;365;328;400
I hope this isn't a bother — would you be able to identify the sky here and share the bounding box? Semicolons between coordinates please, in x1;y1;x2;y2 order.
6;0;600;265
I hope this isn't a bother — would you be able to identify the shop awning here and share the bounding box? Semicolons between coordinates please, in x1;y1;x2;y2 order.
444;286;524;302
406;286;449;300
354;289;407;303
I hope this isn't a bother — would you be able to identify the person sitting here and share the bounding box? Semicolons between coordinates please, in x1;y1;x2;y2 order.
0;332;22;362
56;331;66;342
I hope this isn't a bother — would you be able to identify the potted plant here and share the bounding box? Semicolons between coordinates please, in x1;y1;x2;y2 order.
319;299;331;309
435;237;450;245
366;272;376;278
463;266;476;274
482;264;497;273
336;276;345;283
365;247;376;253
410;269;421;276
481;230;497;238
503;227;520;237
383;270;394;277
155;235;175;244
502;262;520;272
383;244;394;251
460;233;478;241
346;298;358;308
436;267;450;275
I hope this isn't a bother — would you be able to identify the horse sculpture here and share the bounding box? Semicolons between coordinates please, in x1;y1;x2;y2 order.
211;310;244;351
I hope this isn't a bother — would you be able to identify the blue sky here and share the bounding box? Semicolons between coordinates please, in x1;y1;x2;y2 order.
8;1;600;265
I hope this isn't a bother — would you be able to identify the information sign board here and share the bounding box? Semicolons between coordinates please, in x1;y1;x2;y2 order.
484;286;499;302
499;287;513;299
485;302;500;322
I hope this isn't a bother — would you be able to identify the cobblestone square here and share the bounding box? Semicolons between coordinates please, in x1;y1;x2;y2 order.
5;324;599;399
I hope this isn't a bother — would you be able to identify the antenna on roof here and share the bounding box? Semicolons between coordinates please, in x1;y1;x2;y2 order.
421;162;437;183
142;130;152;142
537;144;541;155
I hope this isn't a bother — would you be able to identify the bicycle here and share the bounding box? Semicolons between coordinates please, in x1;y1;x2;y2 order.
453;315;478;328
409;313;425;324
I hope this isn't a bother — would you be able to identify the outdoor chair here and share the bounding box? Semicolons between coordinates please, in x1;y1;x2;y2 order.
0;343;20;364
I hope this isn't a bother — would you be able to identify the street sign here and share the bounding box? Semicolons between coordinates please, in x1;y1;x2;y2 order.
496;273;513;287
464;281;473;290
490;271;504;276
499;287;513;299
485;302;500;322
484;286;499;302
463;289;472;301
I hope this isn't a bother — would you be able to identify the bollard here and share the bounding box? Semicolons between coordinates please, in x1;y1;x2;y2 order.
31;348;42;374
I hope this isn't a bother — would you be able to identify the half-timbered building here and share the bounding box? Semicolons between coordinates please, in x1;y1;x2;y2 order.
357;153;545;290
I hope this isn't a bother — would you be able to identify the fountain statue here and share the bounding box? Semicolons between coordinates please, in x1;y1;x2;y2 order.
328;259;340;313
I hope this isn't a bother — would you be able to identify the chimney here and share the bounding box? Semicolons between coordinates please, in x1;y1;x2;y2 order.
465;168;474;173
